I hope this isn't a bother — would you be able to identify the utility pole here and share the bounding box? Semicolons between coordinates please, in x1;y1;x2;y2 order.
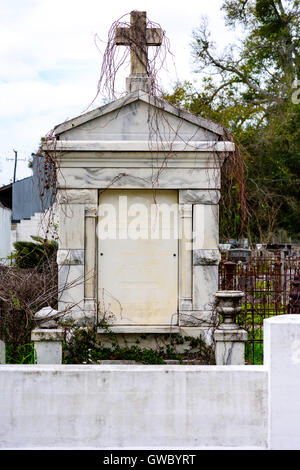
6;150;26;183
13;149;17;183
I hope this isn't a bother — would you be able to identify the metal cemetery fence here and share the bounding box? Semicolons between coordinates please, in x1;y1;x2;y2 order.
218;253;300;364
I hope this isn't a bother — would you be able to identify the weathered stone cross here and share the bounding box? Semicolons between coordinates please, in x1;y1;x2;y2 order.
116;11;162;75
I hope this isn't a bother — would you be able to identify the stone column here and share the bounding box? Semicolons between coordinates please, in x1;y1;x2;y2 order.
214;290;248;365
178;203;193;312
84;207;97;316
31;329;64;364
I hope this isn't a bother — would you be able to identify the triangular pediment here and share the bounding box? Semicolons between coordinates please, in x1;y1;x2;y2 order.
54;91;224;143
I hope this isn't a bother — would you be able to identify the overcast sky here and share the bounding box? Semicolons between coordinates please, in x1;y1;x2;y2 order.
0;0;239;186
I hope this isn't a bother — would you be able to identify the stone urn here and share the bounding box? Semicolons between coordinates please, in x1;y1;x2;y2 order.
214;290;244;330
213;290;247;365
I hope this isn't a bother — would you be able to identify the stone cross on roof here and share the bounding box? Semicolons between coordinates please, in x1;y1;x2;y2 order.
116;11;162;76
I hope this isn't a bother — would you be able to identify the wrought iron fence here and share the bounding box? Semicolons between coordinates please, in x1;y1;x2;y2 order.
218;253;300;364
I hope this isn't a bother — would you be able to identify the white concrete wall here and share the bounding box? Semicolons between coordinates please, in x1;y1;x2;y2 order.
1;316;300;450
0;204;11;260
0;364;267;449
264;315;300;450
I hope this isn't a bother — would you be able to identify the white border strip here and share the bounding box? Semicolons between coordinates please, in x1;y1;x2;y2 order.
44;140;235;152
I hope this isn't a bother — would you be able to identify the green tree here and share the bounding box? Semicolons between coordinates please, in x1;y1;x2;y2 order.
165;0;300;242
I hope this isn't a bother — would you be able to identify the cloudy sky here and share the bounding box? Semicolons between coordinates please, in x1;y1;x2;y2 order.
0;0;239;186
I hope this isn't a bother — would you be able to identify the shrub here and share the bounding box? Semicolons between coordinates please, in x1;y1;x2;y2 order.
0;247;58;362
11;236;58;270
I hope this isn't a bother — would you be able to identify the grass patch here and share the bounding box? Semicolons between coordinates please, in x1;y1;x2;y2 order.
5;342;36;364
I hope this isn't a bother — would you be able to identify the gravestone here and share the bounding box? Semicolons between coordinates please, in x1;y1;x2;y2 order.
46;11;235;342
228;248;252;263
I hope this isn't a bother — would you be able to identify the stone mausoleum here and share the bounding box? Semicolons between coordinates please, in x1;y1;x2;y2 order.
44;11;235;343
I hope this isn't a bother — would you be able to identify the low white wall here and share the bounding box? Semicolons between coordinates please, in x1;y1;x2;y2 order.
264;315;300;450
0;364;267;449
1;315;300;449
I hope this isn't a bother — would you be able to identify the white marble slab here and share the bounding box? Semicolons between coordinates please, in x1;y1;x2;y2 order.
53;140;234;152
58;152;223;169
179;189;221;205
58;264;85;312
193;249;221;266
57;249;84;266
57;189;98;204
57;167;220;190
58;204;85;249
193;265;219;311
193;204;219;250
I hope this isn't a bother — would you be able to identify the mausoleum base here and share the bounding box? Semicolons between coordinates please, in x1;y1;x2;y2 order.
96;325;214;352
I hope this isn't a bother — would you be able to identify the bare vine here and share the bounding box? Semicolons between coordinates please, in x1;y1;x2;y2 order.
92;11;174;103
38;10;247;221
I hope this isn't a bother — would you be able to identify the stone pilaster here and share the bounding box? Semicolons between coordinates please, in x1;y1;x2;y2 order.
56;189;98;324
178;204;193;312
178;189;220;329
84;206;97;316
